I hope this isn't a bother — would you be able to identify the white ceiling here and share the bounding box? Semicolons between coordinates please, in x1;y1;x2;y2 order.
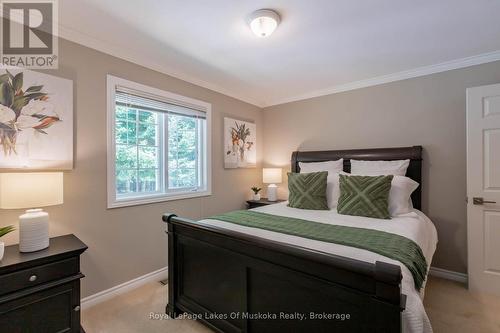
59;0;500;107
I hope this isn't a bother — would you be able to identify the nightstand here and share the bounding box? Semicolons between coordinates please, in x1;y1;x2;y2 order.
0;234;88;333
246;198;286;209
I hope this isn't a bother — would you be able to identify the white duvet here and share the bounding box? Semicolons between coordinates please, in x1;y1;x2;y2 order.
201;202;438;333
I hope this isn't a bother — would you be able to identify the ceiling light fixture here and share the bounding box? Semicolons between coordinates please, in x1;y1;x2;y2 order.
248;9;280;38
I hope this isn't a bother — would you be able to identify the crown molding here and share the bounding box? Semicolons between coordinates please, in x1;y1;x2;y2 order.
57;23;500;109
57;24;266;108
265;50;500;107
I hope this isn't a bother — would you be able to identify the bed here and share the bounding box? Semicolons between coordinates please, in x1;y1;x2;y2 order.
163;146;437;333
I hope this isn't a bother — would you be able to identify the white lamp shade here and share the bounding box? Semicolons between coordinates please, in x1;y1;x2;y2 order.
0;172;63;209
263;168;282;184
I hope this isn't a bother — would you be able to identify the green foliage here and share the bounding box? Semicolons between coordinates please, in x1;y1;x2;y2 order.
0;225;15;238
168;114;197;188
115;106;199;194
251;187;262;194
0;70;57;156
0;71;49;114
13;72;23;92
231;122;251;143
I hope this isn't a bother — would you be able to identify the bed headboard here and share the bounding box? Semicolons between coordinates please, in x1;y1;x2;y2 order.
291;146;423;210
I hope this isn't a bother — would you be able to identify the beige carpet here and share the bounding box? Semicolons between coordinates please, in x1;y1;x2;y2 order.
423;277;500;332
82;282;213;333
82;276;500;333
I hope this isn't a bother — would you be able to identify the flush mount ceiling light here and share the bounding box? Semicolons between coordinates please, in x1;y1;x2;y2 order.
248;9;280;38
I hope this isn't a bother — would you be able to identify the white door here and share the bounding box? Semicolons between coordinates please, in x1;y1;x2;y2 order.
467;83;500;295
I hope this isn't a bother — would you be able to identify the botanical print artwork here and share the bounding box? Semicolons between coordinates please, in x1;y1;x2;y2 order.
224;117;256;168
0;68;73;169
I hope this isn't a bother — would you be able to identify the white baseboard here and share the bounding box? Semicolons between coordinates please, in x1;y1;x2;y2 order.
81;266;168;310
79;265;465;310
429;266;467;284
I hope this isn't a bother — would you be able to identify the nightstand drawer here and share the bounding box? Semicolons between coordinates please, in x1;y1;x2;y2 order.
0;280;81;333
0;257;79;296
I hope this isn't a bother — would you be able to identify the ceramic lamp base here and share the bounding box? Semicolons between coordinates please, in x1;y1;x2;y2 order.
19;209;49;253
267;184;278;201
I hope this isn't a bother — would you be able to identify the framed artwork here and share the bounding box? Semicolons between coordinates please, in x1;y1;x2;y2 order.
0;68;73;169
224;117;256;168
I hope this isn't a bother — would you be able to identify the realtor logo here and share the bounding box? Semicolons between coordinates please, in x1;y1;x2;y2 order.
1;0;58;68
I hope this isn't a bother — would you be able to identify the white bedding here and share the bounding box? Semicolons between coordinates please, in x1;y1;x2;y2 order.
201;202;438;333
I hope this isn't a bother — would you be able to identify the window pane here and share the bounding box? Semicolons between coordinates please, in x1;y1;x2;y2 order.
115;120;137;145
168;168;196;188
115;105;162;199
115;120;127;144
115;105;128;120
116;169;137;194
138;169;158;193
138;123;158;146
138;146;158;169
116;106;137;121
168;158;195;170
116;145;137;169
168;114;198;189
139;110;157;124
112;81;209;205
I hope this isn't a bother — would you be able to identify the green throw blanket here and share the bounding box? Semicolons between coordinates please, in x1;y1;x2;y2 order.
209;210;428;290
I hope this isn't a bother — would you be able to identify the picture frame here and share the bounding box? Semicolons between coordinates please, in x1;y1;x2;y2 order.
224;117;256;169
0;68;73;169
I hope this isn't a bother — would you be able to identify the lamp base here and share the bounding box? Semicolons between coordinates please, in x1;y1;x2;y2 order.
19;209;49;253
267;184;278;201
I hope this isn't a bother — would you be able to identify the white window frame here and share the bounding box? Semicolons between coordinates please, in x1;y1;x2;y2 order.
107;75;212;208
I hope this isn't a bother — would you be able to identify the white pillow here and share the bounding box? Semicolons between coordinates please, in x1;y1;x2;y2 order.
389;176;419;216
350;159;410;176
326;172;343;209
299;160;344;209
299;159;344;174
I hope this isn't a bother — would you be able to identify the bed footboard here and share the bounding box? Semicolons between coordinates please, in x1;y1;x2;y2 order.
163;213;406;333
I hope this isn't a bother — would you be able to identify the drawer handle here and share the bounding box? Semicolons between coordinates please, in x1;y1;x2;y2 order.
29;275;37;282
74;306;80;312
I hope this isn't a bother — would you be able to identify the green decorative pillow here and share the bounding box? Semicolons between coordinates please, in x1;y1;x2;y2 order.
337;174;393;219
287;171;329;210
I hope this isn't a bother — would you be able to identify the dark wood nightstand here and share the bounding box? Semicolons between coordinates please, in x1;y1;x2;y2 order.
246;198;286;209
0;234;88;333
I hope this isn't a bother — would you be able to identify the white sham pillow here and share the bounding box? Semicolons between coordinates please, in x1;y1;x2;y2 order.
350;159;410;176
299;159;344;209
326;172;343;209
299;159;344;174
389;176;419;216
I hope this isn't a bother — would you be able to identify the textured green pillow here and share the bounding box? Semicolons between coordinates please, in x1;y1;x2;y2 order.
337;174;393;219
287;171;329;210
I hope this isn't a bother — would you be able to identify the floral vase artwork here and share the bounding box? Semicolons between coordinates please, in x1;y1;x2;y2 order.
224;117;256;169
0;68;73;169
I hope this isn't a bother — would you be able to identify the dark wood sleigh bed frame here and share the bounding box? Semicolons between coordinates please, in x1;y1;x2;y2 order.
163;146;423;333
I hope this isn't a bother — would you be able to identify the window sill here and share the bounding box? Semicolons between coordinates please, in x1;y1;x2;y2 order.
108;190;212;209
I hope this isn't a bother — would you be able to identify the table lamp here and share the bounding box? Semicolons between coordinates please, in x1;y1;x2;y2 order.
0;172;63;252
263;168;282;201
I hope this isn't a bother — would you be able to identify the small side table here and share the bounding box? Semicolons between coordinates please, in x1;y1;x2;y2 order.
0;234;88;333
246;198;286;209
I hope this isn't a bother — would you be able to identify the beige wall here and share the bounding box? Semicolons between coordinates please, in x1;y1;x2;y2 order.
1;38;498;296
0;39;263;297
262;60;500;274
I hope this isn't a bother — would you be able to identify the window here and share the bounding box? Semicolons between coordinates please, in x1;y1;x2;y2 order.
107;75;211;208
